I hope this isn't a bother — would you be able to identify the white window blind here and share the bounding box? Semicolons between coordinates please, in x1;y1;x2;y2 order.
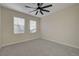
14;17;25;34
30;20;37;33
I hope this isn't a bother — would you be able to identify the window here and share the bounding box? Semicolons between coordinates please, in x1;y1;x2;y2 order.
14;17;25;34
30;20;37;33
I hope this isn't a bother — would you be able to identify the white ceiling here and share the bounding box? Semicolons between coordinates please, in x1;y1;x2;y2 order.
0;3;75;18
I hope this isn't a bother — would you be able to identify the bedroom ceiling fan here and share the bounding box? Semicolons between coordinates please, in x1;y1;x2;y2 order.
25;3;52;15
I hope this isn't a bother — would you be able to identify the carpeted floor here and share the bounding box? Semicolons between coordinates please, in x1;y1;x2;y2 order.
0;39;79;56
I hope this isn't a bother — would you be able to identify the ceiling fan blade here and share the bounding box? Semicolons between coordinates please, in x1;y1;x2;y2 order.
42;9;50;12
35;11;38;15
42;4;52;8
40;10;44;15
30;9;37;13
25;5;35;9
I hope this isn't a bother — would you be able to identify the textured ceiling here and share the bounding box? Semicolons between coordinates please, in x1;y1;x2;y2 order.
0;3;75;18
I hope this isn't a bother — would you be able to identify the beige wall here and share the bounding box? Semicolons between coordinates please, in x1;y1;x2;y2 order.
41;4;79;48
1;7;41;47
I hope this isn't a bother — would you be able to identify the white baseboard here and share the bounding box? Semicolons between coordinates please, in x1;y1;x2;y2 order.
42;37;79;49
1;36;79;50
1;37;40;48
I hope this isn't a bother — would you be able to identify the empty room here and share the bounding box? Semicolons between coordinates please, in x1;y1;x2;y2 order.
0;3;79;56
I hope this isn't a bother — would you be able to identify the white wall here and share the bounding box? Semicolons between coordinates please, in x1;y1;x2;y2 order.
41;4;79;48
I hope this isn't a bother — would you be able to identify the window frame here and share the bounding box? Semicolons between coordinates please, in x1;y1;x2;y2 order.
29;20;37;33
13;16;25;34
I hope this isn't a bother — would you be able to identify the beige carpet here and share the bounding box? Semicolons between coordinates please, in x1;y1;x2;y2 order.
0;39;79;56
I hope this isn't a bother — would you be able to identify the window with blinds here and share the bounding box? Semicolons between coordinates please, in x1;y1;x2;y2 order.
14;17;25;34
30;20;37;33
